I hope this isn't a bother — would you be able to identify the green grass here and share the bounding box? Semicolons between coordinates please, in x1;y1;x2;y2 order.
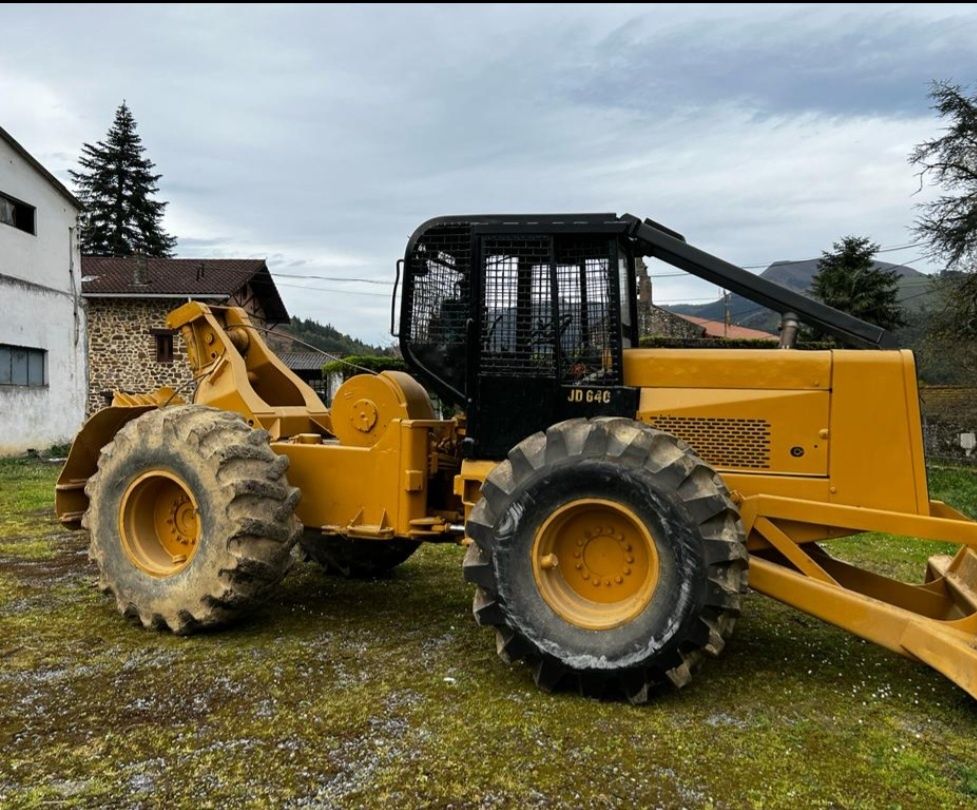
1;459;976;808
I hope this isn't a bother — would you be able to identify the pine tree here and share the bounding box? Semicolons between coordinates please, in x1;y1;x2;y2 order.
70;101;177;256
910;80;977;343
910;81;977;273
811;236;906;333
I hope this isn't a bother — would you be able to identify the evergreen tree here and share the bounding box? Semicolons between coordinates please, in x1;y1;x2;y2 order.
910;81;977;273
70;101;177;256
910;80;977;343
811;236;906;333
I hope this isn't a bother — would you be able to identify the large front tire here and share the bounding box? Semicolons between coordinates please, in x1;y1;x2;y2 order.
463;418;748;703
82;405;301;634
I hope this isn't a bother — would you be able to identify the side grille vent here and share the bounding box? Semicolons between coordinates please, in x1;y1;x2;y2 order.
648;416;772;470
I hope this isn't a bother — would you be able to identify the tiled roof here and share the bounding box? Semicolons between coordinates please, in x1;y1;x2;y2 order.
81;256;289;323
280;351;328;371
675;314;778;341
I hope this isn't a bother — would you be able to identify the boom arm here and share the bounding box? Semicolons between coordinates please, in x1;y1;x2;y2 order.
620;214;899;350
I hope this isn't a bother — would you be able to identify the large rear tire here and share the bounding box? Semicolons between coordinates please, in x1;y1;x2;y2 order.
463;417;748;702
82;405;301;634
299;533;420;578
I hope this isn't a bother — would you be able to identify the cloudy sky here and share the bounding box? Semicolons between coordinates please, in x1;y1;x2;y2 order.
2;4;975;343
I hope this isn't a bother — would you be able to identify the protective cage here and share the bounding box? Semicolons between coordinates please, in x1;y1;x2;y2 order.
399;215;640;457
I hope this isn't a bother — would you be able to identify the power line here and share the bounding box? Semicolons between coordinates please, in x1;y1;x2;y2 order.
274;281;390;298
272;272;391;285
652;295;727;304
739;242;924;270
646;243;928;281
162;239;928;288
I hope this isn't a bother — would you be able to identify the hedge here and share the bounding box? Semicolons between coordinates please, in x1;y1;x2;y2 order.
322;354;408;379
638;336;834;350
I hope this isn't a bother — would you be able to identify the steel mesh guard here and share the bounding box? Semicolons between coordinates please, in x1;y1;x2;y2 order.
402;221;625;402
554;236;622;384
480;235;555;377
403;222;472;400
479;234;621;383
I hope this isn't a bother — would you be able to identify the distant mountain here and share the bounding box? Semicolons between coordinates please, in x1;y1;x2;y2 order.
667;259;933;332
761;258;922;291
266;316;397;358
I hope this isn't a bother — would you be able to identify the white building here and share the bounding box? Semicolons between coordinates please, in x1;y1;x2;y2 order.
0;126;86;455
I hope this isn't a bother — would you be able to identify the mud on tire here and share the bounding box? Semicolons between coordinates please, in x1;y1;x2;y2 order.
462;417;748;703
82;405;301;634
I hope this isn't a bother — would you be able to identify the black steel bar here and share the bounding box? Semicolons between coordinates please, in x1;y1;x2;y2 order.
620;215;897;350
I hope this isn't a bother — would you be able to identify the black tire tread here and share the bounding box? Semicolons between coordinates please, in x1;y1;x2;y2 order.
463;417;748;703
82;405;301;634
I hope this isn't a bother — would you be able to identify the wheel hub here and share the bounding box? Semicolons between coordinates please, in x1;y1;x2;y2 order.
532;498;659;630
118;470;201;577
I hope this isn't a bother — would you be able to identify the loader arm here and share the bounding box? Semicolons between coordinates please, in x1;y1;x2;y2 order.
56;302;333;528
165;301;332;439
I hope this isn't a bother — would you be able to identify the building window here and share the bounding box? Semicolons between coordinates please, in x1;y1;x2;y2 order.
0;344;46;386
150;328;175;363
0;192;36;235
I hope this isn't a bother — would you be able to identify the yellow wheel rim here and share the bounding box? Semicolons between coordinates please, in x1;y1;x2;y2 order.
118;470;201;577
531;498;659;630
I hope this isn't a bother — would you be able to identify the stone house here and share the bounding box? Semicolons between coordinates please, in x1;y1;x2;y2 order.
635;256;702;340
634;257;777;342
81;256;288;413
0;125;87;455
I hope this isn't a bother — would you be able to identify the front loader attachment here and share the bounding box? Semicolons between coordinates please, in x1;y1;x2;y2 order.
56;301;333;530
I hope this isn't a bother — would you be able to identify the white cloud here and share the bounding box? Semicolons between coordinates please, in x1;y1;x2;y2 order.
0;4;968;341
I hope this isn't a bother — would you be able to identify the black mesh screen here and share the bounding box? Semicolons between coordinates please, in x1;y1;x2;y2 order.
402;221;624;404
478;234;620;383
480;235;555;377
403;222;471;400
554;236;621;383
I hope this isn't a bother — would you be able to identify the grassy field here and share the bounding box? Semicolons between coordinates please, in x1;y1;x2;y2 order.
1;459;977;808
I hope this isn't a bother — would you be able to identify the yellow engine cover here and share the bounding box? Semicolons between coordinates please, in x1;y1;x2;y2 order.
638;387;828;476
625;348;830;476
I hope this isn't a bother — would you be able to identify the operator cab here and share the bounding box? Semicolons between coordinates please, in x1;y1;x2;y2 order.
399;215;641;458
